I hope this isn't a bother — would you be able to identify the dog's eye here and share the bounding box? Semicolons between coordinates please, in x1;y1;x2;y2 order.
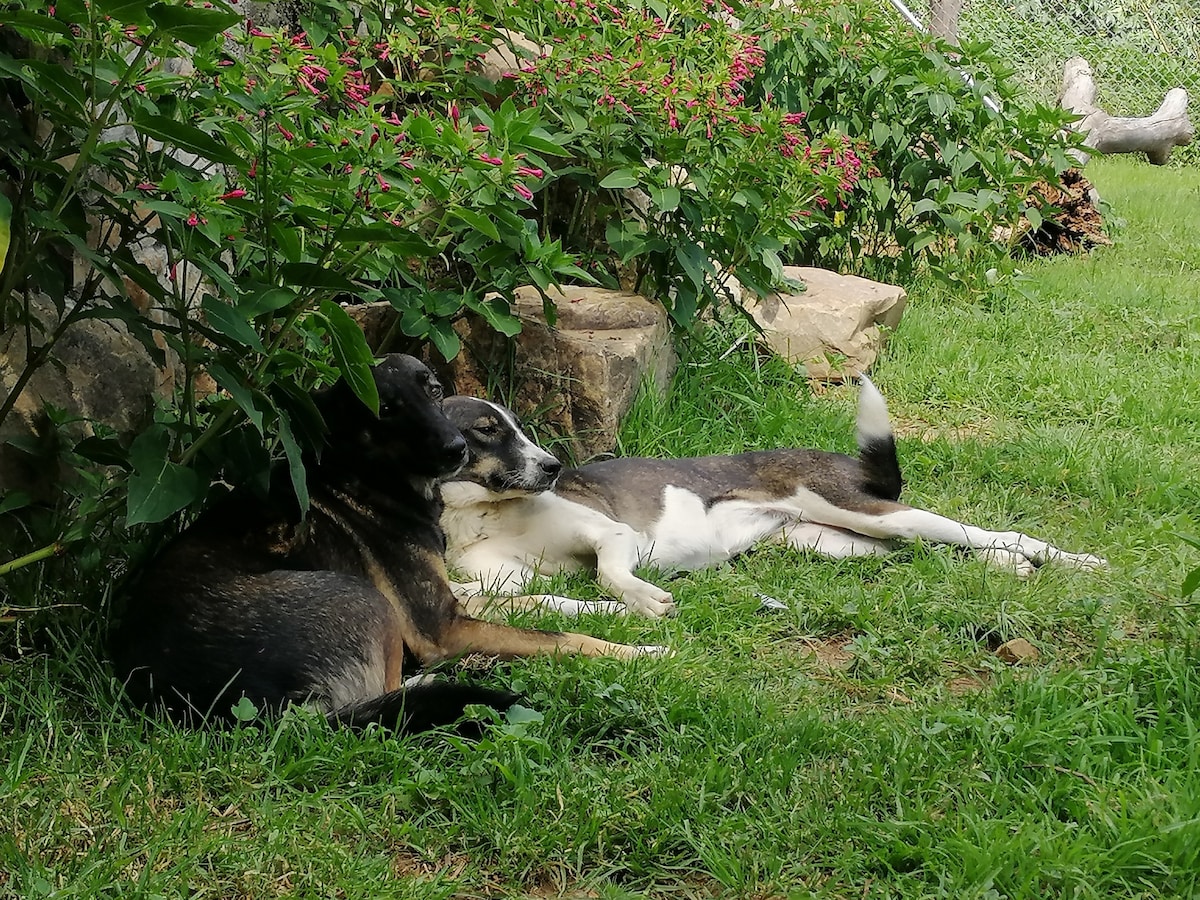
428;383;445;402
473;423;499;437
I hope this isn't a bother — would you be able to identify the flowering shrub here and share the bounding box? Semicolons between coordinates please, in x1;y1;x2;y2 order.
0;0;586;545
744;0;1083;283
0;0;1074;590
499;0;870;321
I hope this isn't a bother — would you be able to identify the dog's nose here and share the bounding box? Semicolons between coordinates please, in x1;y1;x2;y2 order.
442;434;469;469
539;458;562;478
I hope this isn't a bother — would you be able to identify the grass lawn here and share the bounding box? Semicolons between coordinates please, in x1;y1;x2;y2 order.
3;156;1200;898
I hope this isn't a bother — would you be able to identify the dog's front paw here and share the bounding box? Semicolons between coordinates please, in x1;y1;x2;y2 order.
546;596;626;616
1066;552;1108;571
624;589;676;618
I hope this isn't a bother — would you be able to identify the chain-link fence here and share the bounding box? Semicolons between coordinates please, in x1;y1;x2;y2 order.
887;0;1199;119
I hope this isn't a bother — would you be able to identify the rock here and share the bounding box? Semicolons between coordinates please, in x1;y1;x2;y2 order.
348;285;676;461
745;266;906;381
995;637;1040;665
450;285;676;461
0;294;166;497
477;28;547;83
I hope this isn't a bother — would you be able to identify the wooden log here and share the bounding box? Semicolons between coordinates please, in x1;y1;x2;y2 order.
1060;56;1194;165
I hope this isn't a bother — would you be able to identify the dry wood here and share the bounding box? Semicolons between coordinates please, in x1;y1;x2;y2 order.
1060;56;1194;165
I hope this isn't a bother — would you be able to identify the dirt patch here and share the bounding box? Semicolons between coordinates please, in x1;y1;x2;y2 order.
890;415;999;444
390;848;472;882
947;673;990;695
795;632;856;670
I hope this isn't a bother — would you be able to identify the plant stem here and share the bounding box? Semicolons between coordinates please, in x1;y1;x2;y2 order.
0;542;66;577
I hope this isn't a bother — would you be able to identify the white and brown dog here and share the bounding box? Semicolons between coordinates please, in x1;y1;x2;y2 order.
440;381;1106;618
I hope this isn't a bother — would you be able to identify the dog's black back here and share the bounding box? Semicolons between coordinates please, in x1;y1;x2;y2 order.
110;354;515;730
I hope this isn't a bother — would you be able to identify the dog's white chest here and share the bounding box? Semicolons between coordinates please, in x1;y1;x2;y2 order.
643;486;788;570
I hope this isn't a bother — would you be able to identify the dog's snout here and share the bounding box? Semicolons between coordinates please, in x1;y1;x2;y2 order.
539;458;562;478
442;434;469;469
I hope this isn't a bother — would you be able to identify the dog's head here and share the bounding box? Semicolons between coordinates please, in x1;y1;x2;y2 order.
314;354;468;484
439;396;561;501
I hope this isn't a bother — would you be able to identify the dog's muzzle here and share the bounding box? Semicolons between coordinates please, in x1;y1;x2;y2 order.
438;435;470;476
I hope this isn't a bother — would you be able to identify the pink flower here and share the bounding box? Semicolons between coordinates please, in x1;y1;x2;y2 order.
515;166;543;178
247;158;258;179
136;182;157;191
473;124;489;133
478;153;503;165
219;189;247;200
276;122;295;141
450;103;460;128
514;183;533;201
375;173;391;192
186;212;201;226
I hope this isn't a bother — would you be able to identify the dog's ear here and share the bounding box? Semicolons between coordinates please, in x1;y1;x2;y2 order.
310;378;366;444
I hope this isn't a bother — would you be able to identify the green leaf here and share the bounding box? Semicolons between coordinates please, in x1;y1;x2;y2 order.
0;491;31;516
467;296;522;337
1183;567;1200;599
73;435;130;468
0;11;73;36
94;0;152;24
605;220;647;263
760;247;784;285
452;208;501;242
599;169;639;190
428;319;461;362
147;2;240;45
208;362;265;434
202;295;265;352
276;408;309;515
650;186;681;212
240;286;297;318
674;241;710;289
318;300;379;415
279;262;358;294
0;193;10;278
1025;206;1044;230
133;114;242;166
504;704;544;726
230;696;259;723
18;60;87;113
337;226;438;256
126;426;204;526
518;130;569;156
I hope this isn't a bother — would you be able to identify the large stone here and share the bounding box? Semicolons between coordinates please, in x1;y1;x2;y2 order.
0;294;166;496
452;286;674;461
477;28;547;83
746;266;906;381
348;285;676;461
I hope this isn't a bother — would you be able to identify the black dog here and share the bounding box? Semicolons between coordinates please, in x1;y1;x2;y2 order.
110;355;662;732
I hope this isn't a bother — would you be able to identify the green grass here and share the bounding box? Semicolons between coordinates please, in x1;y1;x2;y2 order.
4;157;1200;898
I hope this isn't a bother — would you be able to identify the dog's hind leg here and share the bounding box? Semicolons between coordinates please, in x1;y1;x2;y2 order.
778;522;895;559
328;681;519;731
815;504;1107;572
436;615;670;660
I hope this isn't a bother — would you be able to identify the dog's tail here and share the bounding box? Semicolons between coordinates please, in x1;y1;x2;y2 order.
327;682;519;733
855;375;903;501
